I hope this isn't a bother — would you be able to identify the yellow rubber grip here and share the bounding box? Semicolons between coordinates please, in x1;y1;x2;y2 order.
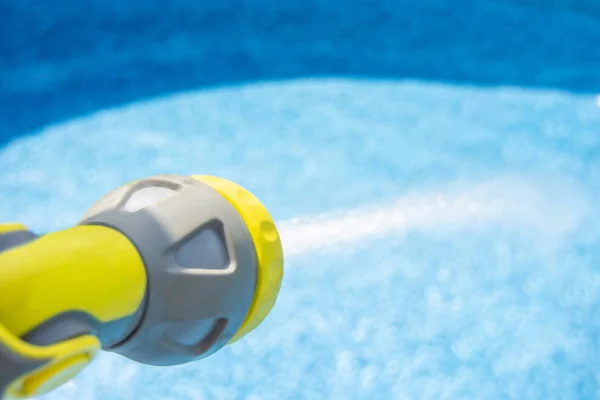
0;323;100;399
0;223;28;234
0;225;147;337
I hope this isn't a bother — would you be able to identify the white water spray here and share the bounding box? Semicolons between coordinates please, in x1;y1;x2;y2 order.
277;177;587;258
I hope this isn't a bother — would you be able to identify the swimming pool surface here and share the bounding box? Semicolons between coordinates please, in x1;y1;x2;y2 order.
1;1;600;399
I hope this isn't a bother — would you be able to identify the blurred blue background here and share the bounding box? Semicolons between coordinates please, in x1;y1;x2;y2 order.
2;0;600;147
2;0;600;399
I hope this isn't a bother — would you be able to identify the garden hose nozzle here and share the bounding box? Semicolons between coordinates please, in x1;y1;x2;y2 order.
0;174;284;400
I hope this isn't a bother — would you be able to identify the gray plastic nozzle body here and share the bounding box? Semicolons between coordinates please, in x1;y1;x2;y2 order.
80;175;257;366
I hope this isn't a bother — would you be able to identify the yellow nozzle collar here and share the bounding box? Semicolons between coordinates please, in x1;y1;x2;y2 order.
192;175;284;343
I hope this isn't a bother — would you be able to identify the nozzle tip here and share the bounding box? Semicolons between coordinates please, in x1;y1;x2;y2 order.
191;175;284;343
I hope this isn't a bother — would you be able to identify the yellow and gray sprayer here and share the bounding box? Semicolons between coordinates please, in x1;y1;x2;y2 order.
0;174;284;399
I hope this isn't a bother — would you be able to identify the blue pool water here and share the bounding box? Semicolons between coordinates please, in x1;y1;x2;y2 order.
2;1;600;399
